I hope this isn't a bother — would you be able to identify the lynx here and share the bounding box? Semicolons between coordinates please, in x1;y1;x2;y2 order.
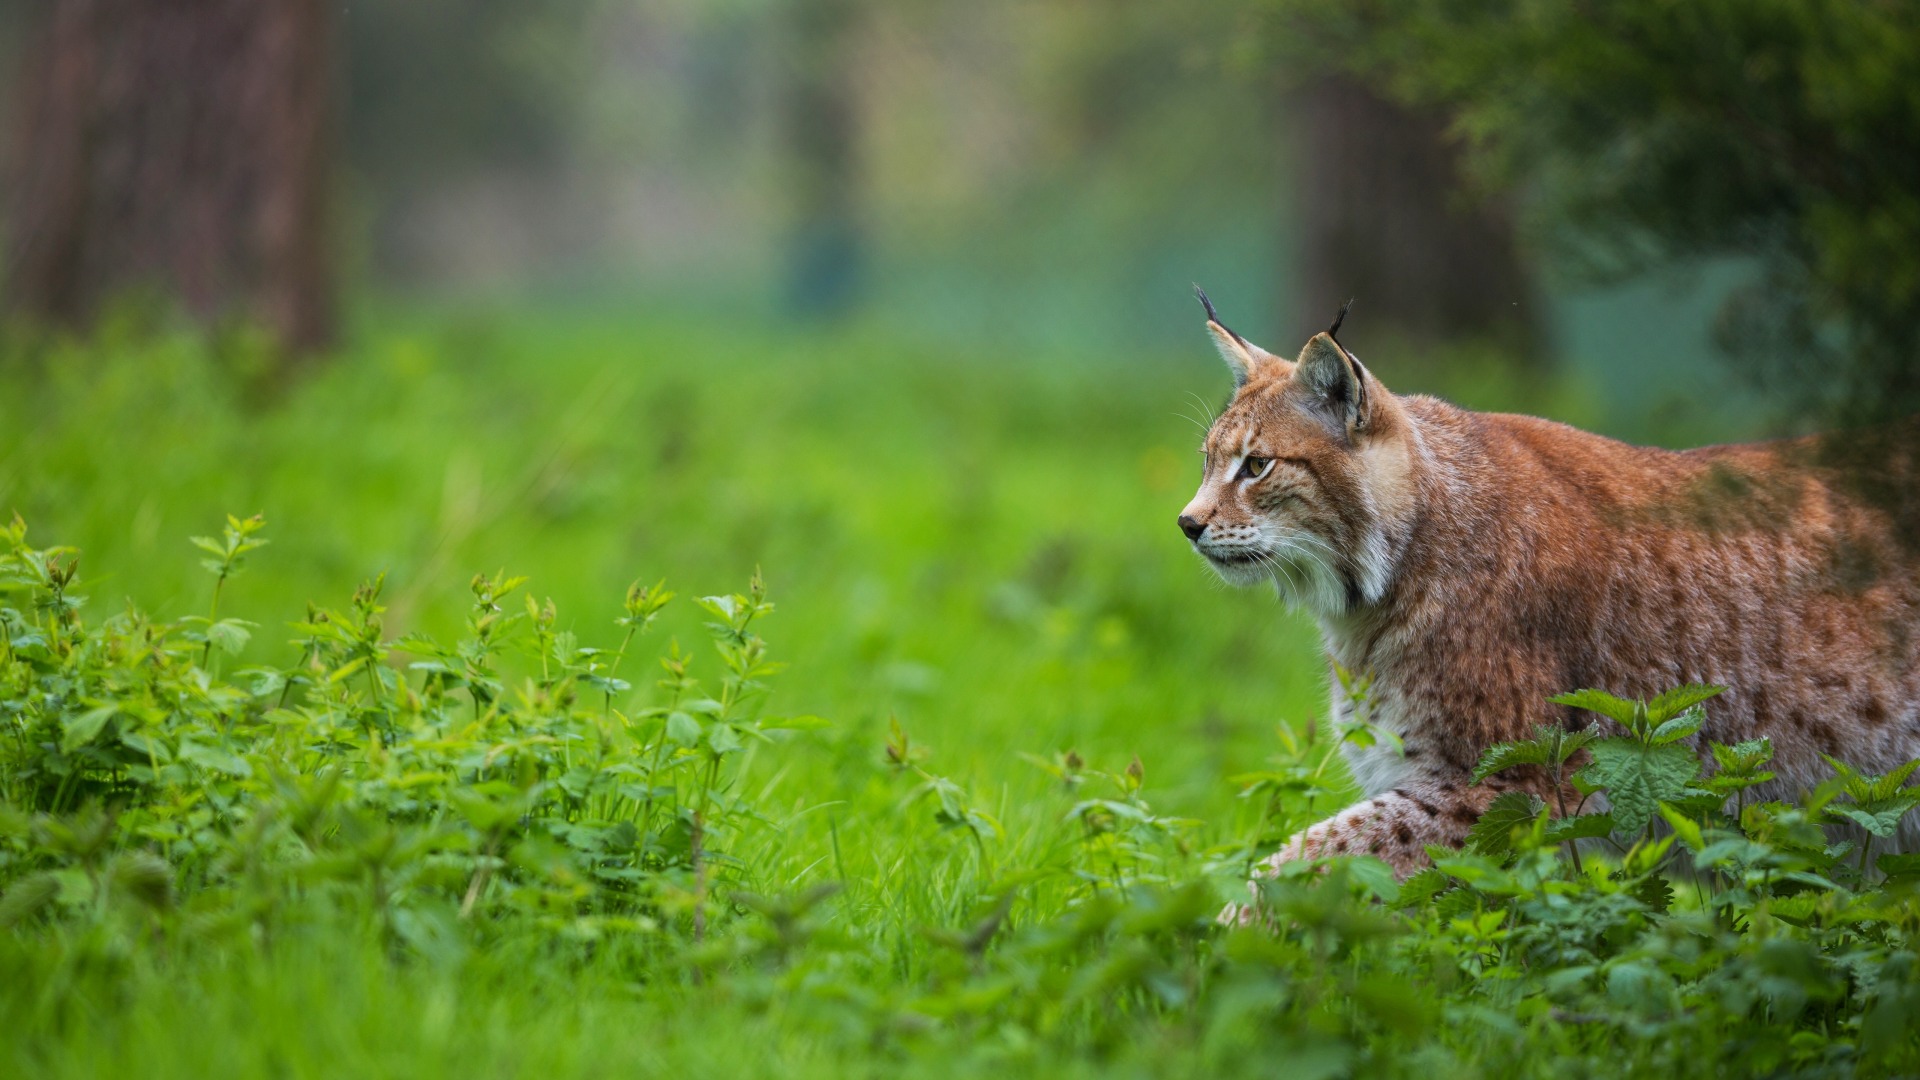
1178;291;1920;906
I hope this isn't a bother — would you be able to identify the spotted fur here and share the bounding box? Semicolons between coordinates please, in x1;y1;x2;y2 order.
1179;308;1920;920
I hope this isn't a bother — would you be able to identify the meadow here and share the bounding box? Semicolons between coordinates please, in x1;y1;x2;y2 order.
3;309;1917;1077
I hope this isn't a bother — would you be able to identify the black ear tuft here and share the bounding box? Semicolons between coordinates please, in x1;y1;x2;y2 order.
1194;284;1250;348
1196;286;1290;386
1193;283;1221;324
1328;298;1354;341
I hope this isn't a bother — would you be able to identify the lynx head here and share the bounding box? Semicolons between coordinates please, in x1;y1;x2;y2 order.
1178;290;1418;615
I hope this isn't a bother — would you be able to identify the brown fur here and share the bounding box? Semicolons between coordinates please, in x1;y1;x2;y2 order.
1180;315;1920;909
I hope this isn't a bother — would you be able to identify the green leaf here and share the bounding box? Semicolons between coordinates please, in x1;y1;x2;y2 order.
1606;960;1670;1009
1542;812;1613;845
1649;704;1705;745
0;806;26;844
61;705;117;752
1644;684;1725;723
1706;769;1776;796
1829;804;1916;839
1470;740;1550;785
450;787;530;832
1656;803;1706;851
1549;688;1639;725
1662;786;1725;815
238;668;287;699
207;618;254;655
707;722;744;756
1471;724;1600;784
1822;757;1920;839
1629;874;1674;914
1575;739;1699;837
119;731;173;763
179;740;253;778
1550;724;1601;760
1705;740;1774;793
1711;737;1774;773
1465;791;1544;859
696;595;739;619
1862;758;1920;803
664;711;701;747
106;852;175;912
0;873;61;927
1391;867;1451;910
1341;856;1402;904
6;629;50;660
1875;852;1920;881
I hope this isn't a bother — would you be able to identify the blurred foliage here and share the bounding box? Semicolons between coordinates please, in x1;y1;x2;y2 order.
346;0;583;185
3;0;1779;405
317;0;1287;347
1260;0;1920;423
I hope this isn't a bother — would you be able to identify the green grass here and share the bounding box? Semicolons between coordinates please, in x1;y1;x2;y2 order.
0;307;1321;806
3;308;1917;1078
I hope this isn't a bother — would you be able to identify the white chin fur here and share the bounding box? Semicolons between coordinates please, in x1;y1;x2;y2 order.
1203;553;1272;588
1201;544;1348;615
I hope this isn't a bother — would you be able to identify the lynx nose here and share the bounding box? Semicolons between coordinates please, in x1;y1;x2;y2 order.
1178;514;1206;541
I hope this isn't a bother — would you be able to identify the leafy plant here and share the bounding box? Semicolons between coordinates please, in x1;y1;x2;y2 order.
1823;756;1920;876
0;515;816;950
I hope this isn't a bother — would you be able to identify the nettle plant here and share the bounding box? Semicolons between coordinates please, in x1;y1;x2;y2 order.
0;513;818;946
1200;682;1920;1072
1456;684;1920;895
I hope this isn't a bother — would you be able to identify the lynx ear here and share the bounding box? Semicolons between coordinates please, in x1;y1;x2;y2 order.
1194;285;1288;387
1295;331;1371;434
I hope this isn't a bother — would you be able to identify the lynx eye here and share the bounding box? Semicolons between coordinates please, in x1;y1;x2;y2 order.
1238;455;1273;480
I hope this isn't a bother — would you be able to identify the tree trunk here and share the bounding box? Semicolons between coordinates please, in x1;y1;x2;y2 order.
781;0;862;319
1292;77;1542;361
3;0;336;356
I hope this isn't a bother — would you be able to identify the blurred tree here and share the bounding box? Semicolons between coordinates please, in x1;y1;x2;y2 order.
2;0;336;356
1293;77;1543;360
1022;0;1541;356
341;0;582;279
782;0;865;319
1265;0;1920;425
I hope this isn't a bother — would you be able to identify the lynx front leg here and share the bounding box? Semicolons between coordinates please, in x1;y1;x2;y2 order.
1220;780;1497;926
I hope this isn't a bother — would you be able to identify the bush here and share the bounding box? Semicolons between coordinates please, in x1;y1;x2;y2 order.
0;511;805;948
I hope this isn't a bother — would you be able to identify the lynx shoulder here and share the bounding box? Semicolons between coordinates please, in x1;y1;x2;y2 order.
1178;293;1920;896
